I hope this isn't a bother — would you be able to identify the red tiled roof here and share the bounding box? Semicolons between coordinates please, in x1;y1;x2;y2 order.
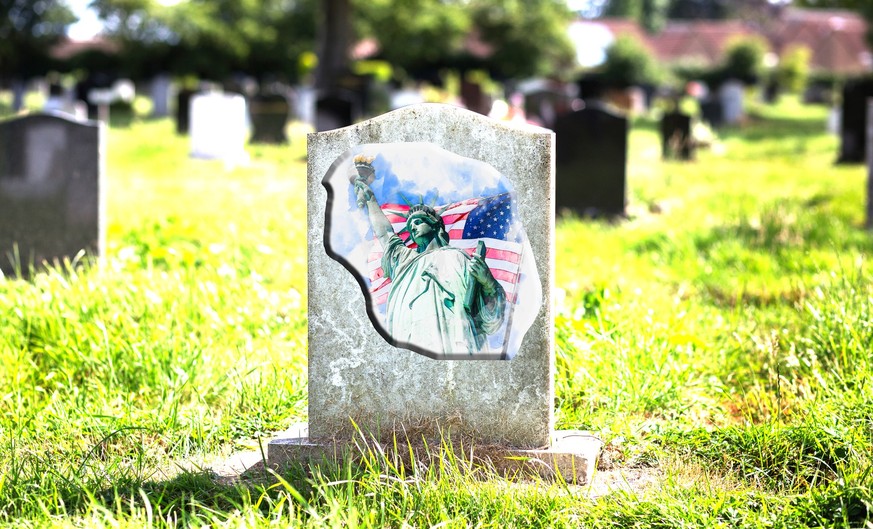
770;8;871;74
648;20;758;66
583;8;872;75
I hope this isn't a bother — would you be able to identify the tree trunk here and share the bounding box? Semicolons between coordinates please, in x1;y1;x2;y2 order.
315;0;353;91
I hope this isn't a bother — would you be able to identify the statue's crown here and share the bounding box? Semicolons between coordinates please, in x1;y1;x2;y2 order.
407;203;442;225
353;154;375;169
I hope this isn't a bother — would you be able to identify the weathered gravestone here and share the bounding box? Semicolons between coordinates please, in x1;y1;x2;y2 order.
249;92;290;144
268;104;601;483
660;111;695;161
719;80;745;126
553;101;628;217
0;113;104;277
189;92;249;163
837;77;873;164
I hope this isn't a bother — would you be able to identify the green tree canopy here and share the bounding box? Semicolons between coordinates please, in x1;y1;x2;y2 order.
0;0;76;81
468;0;576;80
600;34;663;87
92;0;317;81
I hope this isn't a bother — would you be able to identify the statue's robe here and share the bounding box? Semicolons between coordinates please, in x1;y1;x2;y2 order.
382;234;506;355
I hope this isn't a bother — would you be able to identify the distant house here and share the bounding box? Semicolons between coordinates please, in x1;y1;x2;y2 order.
570;8;872;76
769;8;872;75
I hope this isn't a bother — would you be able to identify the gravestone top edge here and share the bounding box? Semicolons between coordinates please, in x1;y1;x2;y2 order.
0;111;101;128
307;103;554;140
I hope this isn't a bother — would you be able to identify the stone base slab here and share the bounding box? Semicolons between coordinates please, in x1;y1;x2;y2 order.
267;423;602;485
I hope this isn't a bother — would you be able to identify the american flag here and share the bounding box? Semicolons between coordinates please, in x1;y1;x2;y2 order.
366;192;524;307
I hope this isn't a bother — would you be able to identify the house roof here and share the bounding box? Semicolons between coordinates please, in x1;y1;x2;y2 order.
769;8;871;74
575;8;872;75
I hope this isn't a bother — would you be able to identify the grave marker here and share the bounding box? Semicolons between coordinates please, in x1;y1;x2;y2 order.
553;101;628;217
0;113;104;277
719;80;745;125
866;98;873;229
249;92;290;144
189;92;249;163
269;104;601;483
838;77;873;164
660;111;695;161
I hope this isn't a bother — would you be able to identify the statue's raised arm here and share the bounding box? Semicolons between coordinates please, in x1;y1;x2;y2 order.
352;156;395;249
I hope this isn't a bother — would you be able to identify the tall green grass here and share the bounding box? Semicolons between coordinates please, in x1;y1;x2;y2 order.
0;95;871;527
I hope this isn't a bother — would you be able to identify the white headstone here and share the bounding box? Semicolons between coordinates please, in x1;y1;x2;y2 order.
189;93;249;164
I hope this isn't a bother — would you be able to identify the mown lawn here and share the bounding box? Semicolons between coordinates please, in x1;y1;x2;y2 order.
0;95;871;527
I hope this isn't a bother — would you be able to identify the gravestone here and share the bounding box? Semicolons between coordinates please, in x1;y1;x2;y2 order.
553;101;628;217
189;92;249;163
837;78;873;164
866;99;873;229
700;98;724;129
523;89;574;130
0;114;104;277
249;92;290;144
315;90;359;132
660;111;695;161
150;74;172;118
719;80;745;125
269;104;601;483
175;88;197;135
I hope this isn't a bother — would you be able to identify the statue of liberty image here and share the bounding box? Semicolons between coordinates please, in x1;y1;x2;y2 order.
350;155;507;356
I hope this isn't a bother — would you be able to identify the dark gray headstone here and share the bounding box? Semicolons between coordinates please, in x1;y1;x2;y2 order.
660;111;695;161
554;102;628;217
700;98;724;129
315;90;359;132
249;92;290;144
175;88;197;135
838;77;873;164
0;113;104;276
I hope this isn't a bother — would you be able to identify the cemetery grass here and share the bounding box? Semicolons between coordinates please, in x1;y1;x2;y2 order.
0;97;870;527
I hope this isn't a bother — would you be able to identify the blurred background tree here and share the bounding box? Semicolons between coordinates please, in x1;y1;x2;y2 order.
1;0;75;82
599;34;663;88
91;0;317;82
775;44;811;93
720;36;768;84
468;0;576;80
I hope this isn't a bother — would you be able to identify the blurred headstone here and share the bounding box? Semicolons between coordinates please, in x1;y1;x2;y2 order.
523;88;574;130
249;92;290;144
43;83;87;120
660;111;695;161
867;98;873;228
700;98;724;129
175;88;197;135
837;78;873;164
150;74;172;118
389;87;426;110
719;80;745;125
827;106;841;135
460;78;491;115
554;101;628;217
315;90;359;132
0;113;104;277
189;93;249;163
